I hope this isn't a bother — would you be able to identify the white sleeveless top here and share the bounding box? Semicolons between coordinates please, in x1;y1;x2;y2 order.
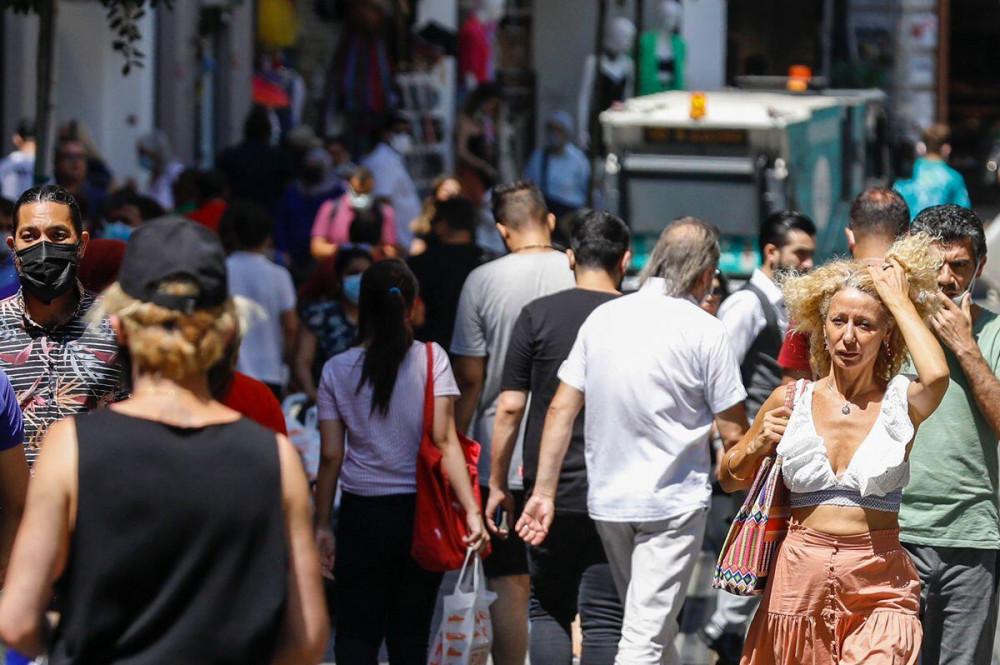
777;375;914;513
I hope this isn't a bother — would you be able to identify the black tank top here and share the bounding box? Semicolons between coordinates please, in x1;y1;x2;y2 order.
48;409;288;665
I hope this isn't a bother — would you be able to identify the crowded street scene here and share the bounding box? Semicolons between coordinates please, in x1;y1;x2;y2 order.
4;0;1000;664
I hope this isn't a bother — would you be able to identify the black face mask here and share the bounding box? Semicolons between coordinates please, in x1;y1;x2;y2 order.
16;241;81;304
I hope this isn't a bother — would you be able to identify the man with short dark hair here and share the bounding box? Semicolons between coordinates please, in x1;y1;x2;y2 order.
0;184;123;465
902;204;1000;665
894;123;971;218
518;217;749;665
451;180;575;665
408;196;491;349
224;201;298;396
488;210;630;665
0;120;36;201
720;211;815;413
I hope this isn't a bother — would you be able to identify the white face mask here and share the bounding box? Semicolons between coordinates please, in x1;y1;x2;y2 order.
952;258;983;306
389;132;413;155
348;188;373;211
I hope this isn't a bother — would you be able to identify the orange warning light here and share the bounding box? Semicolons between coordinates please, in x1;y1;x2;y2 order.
690;92;707;120
787;65;812;92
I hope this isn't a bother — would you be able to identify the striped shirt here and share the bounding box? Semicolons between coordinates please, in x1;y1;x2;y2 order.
0;287;125;465
316;342;459;496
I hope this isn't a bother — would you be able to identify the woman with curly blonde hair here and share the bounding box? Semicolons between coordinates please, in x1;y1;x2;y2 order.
719;232;950;665
0;219;329;664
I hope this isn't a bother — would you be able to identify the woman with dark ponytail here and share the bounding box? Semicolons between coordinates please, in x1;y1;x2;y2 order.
314;259;487;664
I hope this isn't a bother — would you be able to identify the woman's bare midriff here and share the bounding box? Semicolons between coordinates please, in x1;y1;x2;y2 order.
791;504;900;535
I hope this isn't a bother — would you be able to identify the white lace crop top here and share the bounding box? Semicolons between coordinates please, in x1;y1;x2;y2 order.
777;375;914;513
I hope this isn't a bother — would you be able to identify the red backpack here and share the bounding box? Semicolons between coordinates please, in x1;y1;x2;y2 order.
412;343;491;571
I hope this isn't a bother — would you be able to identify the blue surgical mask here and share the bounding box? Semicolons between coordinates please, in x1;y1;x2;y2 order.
103;221;135;241
342;273;362;304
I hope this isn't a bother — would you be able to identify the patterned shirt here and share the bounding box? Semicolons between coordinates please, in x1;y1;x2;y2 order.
0;287;125;465
302;300;357;364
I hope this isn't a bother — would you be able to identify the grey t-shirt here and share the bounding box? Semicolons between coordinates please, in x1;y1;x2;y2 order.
451;250;575;488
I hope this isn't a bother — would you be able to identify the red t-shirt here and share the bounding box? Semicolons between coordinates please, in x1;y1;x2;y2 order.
223;371;288;435
186;199;228;233
777;329;812;373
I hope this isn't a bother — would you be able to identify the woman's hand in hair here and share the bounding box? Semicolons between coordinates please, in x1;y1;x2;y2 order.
464;511;488;553
868;258;912;313
315;525;335;580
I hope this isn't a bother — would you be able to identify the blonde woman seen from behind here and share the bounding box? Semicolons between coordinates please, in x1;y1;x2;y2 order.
0;218;329;664
719;232;949;665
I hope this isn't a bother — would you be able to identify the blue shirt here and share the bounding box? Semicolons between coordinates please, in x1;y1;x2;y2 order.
274;182;343;266
893;158;971;219
524;144;591;209
0;369;22;452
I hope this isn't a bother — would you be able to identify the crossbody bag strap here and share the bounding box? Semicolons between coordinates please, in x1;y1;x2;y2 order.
423;342;435;437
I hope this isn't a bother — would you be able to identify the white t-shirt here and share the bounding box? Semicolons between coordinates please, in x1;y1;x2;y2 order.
0;150;35;201
316;342;459;496
363;144;421;247
558;277;747;522
227;252;297;385
451;250;575;488
717;268;788;365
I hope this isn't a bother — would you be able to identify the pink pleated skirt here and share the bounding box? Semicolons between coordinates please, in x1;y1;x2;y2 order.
741;524;922;665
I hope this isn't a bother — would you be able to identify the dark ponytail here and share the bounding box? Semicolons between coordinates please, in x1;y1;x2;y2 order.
356;259;418;415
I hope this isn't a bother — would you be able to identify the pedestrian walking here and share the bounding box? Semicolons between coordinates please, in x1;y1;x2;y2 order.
517;217;750;665
310;166;399;260
225;201;299;397
704;211;816;662
901;204;1000;665
488;210;630;665
720;233;948;665
0;185;125;467
293;247;372;401
893;123;971;218
451;181;575;665
408;196;491;350
523;111;591;220
313;259;487;665
0;120;35;202
0;217;329;663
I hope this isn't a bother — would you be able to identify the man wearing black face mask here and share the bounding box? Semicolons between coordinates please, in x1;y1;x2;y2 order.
0;184;125;467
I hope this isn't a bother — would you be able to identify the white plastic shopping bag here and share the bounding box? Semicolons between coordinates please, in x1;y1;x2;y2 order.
282;393;321;481
428;548;496;665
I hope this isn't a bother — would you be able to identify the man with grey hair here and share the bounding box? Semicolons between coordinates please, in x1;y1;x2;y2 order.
516;217;749;665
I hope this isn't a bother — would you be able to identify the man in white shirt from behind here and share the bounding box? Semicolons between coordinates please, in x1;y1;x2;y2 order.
517;217;750;665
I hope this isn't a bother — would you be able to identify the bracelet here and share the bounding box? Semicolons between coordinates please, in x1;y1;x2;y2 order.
726;449;753;482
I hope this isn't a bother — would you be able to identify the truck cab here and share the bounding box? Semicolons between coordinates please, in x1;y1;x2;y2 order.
600;89;888;276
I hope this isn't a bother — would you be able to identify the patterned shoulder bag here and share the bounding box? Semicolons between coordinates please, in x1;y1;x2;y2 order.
712;380;803;596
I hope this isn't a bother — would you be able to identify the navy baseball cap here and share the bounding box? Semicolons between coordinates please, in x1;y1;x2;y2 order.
118;216;228;313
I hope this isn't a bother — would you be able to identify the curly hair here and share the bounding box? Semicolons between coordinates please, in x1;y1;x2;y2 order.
782;232;942;382
96;280;239;381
